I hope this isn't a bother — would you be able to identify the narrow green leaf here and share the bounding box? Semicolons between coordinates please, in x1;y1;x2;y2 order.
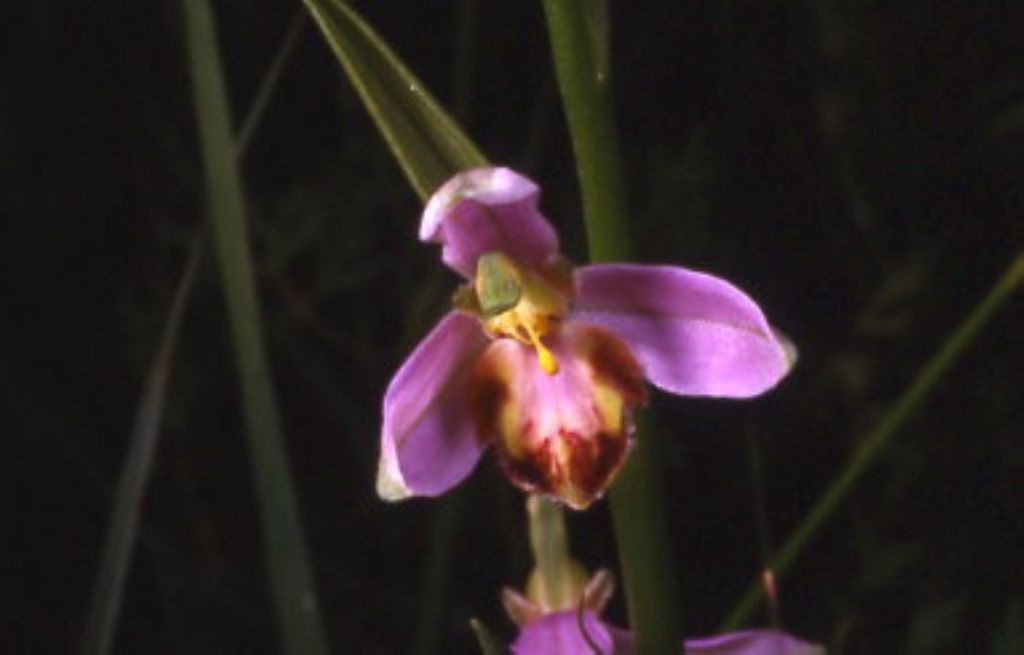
235;9;307;158
542;0;631;262
82;11;307;651
303;0;487;200
721;253;1024;630
181;1;329;653
81;238;203;655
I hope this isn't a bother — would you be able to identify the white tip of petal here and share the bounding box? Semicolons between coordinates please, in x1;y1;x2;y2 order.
772;326;799;370
375;461;411;502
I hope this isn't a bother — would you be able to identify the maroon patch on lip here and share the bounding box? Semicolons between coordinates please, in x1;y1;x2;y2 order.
578;325;648;406
572;429;629;504
467;355;507;446
500;444;550;494
498;427;630;510
466;323;645;508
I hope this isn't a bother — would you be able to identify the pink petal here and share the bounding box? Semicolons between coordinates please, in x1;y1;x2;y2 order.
512;610;619;655
378;312;490;500
512;615;824;655
420;167;560;277
574;264;795;398
684;629;826;655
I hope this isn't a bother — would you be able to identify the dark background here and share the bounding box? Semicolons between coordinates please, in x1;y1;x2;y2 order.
4;1;1023;653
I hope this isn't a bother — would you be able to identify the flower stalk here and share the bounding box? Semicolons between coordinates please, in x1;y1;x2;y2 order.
527;497;580;611
542;1;681;651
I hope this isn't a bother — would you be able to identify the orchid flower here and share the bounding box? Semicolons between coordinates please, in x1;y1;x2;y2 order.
378;167;795;509
504;570;823;655
500;498;824;654
503;569;823;655
513;613;825;655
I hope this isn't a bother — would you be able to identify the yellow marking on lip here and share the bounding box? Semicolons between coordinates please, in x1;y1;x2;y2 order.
591;382;623;434
524;322;559;375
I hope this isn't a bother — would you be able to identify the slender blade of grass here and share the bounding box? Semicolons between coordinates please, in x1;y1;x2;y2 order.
80;238;203;655
541;2;681;652
81;8;307;651
302;0;487;200
541;0;630;262
182;1;329;653
235;9;307;158
721;253;1024;630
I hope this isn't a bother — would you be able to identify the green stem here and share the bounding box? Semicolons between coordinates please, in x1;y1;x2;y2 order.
541;0;631;261
527;496;576;609
182;2;329;653
542;2;680;651
721;253;1024;630
607;417;681;653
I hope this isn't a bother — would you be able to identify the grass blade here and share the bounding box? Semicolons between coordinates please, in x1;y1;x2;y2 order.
542;2;680;652
81;239;203;655
182;1;329;652
235;9;307;158
541;0;630;262
82;7;307;652
302;0;487;200
721;253;1024;630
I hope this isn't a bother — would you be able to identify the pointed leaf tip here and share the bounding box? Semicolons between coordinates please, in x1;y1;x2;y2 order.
303;0;487;200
